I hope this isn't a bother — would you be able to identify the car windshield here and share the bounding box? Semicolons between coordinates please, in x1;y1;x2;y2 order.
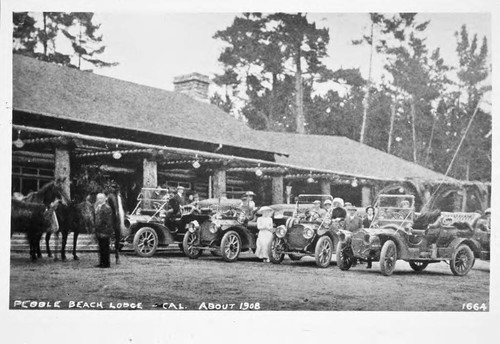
296;194;334;215
371;194;415;227
375;195;414;209
133;187;170;214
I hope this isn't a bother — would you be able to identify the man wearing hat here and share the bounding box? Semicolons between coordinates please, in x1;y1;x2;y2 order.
323;199;333;217
345;204;363;233
168;186;186;217
308;200;326;221
240;191;256;216
94;193;113;268
477;208;491;232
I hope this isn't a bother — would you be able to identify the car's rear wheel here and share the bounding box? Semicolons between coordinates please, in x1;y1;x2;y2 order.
409;260;429;272
336;241;354;271
288;254;302;261
450;244;474;276
315;236;333;268
183;231;202;259
133;227;158;257
220;231;241;262
269;237;285;264
379;240;397;276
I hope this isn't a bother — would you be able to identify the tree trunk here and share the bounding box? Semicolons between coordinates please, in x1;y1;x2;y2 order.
360;21;375;144
295;44;305;134
425;114;437;165
410;99;417;163
269;72;277;128
42;12;48;56
387;98;396;154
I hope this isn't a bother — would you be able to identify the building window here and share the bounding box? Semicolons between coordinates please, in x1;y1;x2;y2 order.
12;165;54;195
165;181;192;191
226;185;244;199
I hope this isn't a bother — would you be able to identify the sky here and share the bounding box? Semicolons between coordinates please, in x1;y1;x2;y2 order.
87;12;491;102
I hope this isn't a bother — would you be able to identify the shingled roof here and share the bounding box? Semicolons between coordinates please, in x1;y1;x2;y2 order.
13;54;457;183
263;132;458;183
12;54;284;155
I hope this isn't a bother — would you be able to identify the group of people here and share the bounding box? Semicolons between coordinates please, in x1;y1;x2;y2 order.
252;195;378;265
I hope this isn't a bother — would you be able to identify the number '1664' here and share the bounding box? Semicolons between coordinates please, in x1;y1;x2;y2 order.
462;303;487;311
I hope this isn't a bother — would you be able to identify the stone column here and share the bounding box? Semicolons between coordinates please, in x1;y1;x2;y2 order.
361;186;371;207
213;169;226;198
320;180;331;195
143;159;157;188
272;176;284;204
54;147;71;199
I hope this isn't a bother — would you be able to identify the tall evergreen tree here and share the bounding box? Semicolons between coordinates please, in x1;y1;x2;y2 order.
213;13;332;133
13;12;117;71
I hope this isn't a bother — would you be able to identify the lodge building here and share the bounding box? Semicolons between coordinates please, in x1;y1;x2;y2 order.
11;54;490;213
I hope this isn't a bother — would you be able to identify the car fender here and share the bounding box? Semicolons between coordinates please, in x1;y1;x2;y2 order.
448;237;480;255
130;223;175;245
377;233;408;259
221;225;254;249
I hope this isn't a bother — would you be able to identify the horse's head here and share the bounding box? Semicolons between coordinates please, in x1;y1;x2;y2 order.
34;178;69;206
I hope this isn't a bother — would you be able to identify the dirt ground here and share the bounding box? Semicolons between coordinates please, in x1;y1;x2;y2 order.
9;249;490;311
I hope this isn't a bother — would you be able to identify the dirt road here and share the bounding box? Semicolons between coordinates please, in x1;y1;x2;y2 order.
9;250;490;311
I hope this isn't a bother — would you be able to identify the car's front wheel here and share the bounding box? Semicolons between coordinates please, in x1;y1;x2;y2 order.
315;236;333;268
183;231;202;259
336;241;354;271
269;237;285;264
409;260;429;272
133;227;158;257
379;240;397;276
220;231;241;262
450;244;474;276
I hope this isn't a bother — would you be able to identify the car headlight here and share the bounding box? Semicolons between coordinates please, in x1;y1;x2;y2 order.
209;222;218;234
124;219;131;229
364;234;371;244
187;220;200;233
276;225;287;238
303;227;314;239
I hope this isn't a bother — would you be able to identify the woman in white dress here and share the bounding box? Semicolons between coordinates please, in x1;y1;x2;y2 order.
255;206;274;262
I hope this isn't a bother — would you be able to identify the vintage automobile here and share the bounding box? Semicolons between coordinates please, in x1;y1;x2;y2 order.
182;198;256;262
269;194;341;268
336;194;489;276
122;187;201;257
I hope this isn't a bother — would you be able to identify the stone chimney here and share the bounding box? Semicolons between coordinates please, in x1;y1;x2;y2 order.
173;73;210;103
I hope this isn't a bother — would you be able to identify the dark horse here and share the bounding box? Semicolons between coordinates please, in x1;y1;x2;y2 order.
45;191;125;264
11;179;66;261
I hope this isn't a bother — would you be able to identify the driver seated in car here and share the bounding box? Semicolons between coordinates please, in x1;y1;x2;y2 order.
306;200;325;221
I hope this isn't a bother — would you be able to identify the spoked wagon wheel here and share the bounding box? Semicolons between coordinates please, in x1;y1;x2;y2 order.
450;244;474;276
183;231;202;259
220;231;241;262
315;236;333;268
409;261;429;272
269;237;285;264
379;240;397;276
133;227;158;257
336;241;354;271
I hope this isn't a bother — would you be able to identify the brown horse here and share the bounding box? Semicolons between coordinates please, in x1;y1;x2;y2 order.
11;179;67;261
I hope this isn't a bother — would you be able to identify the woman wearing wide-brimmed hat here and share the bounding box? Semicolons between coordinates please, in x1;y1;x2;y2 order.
255;206;274;262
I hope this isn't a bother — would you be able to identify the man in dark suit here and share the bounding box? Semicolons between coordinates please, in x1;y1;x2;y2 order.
95;193;113;268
